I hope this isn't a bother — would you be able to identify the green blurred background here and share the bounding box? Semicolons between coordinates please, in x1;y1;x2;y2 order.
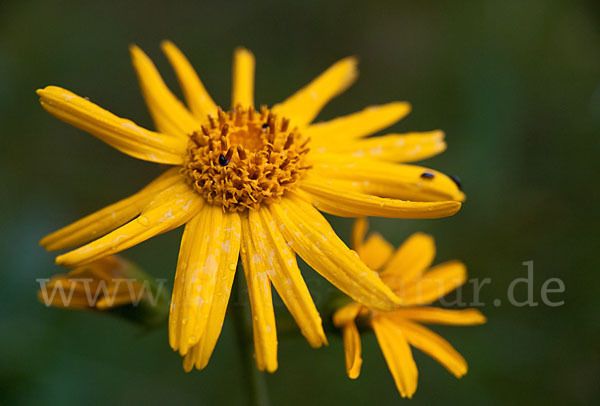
1;0;599;404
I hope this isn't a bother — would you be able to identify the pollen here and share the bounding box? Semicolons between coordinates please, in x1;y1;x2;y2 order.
182;105;311;212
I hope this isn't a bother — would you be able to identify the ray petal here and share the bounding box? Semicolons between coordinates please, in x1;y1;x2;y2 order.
240;214;278;372
37;86;187;164
188;211;241;369
379;232;436;291
272;57;358;128
306;102;411;142
332;302;362;327
401;261;467;305
161;41;218;119
300;176;461;219
357;233;395;271
313;130;446;163
55;182;204;267
270;196;401;311
351;217;368;252
250;208;327;348
231;47;255;108
394;318;468;378
309;152;465;202
350;217;394;271
130;45;201;137
169;205;241;358
342;321;363;379
372;316;418;398
40;169;182;251
392;307;486;326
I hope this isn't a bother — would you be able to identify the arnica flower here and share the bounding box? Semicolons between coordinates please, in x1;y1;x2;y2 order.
333;219;486;398
37;255;169;326
37;42;464;372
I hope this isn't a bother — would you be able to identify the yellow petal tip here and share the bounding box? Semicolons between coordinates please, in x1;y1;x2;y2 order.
160;39;174;49
234;46;254;57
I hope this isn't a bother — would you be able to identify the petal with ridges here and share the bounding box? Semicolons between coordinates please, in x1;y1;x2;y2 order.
161;41;218;119
401;261;467;305
306;102;411;142
313;131;446;163
270;196;401;311
342;321;362;379
300;176;462;219
309;153;465;202
372;316;418;398
40;169;182;251
272;57;358;127
250;208;327;348
379;232;436;291
55;182;203;267
392;307;486;326
188;212;241;369
169;205;241;357
240;215;278;372
394;318;468;378
130;45;200;137
231;47;255;108
37;86;186;164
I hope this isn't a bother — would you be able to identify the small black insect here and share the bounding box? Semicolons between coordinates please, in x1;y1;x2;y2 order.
449;174;462;190
218;153;230;166
420;171;435;180
261;123;269;130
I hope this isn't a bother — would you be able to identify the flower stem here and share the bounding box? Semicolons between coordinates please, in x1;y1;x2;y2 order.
231;271;270;406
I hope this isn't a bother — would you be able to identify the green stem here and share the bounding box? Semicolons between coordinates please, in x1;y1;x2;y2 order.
231;272;270;406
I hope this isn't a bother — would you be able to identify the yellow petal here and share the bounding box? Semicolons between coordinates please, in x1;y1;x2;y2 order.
187;213;241;370
351;217;394;271
240;214;278;372
309;153;465;202
160;41;218;119
37;278;93;308
272;57;358;127
401;261;467;305
250;208;327;347
313;130;446;163
357;232;395;271
130;45;201;137
55;182;203;267
270;196;401;311
306;102;411;142
300;176;462;219
37;86;186;164
231;47;255;108
351;217;368;252
169;205;241;357
342;321;363;379
393;307;486;326
40;168;182;251
379;232;436;291
394;318;468;378
182;344;200;373
332;302;363;327
372;316;418;398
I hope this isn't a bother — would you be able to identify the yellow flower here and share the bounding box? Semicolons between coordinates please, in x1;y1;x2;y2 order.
333;219;486;398
37;255;168;325
37;42;464;372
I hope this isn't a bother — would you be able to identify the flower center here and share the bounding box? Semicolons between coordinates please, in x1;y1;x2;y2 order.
182;105;311;212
